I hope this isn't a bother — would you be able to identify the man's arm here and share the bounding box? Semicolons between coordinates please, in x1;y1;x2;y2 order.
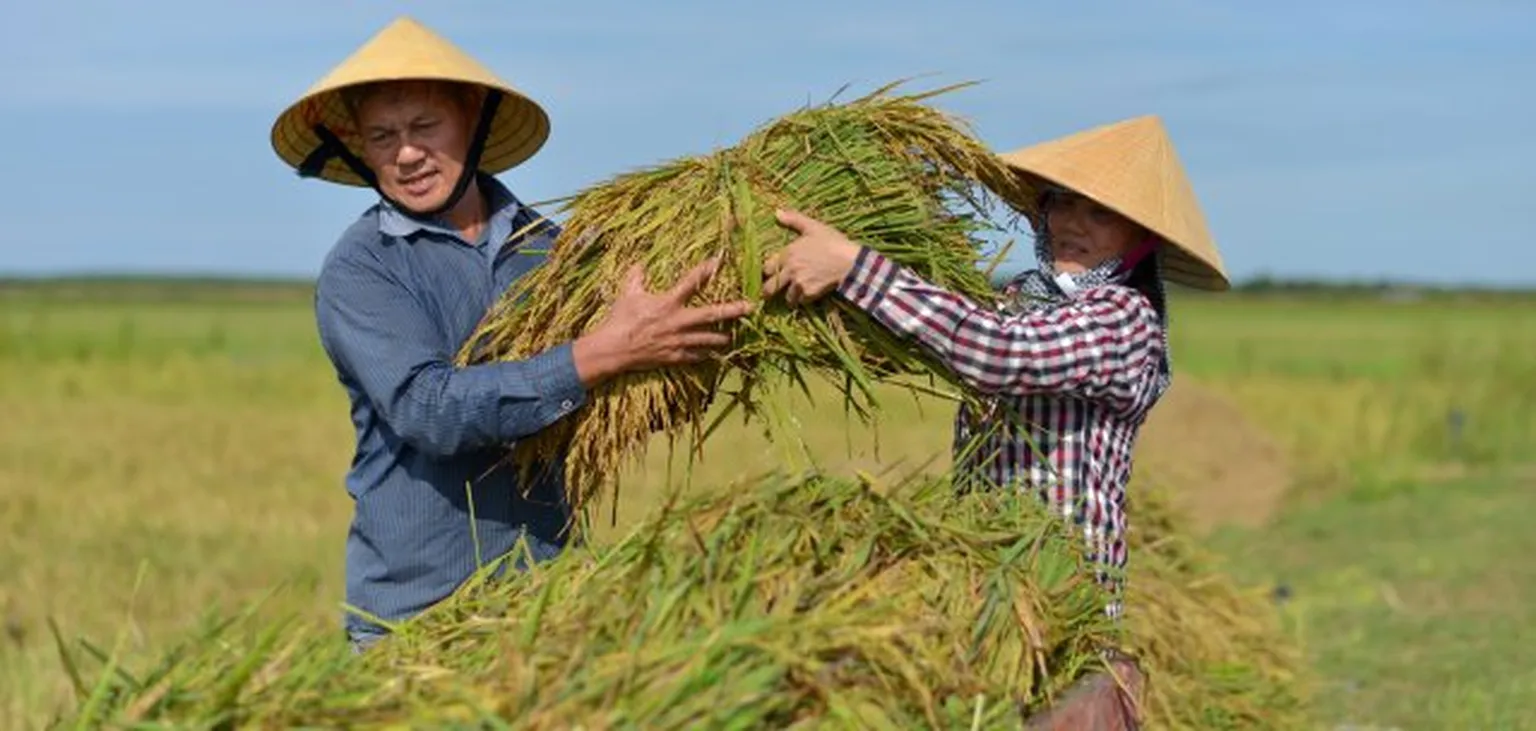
314;251;587;457
836;248;1164;410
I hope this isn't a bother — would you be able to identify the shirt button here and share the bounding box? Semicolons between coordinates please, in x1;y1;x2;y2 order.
561;399;574;411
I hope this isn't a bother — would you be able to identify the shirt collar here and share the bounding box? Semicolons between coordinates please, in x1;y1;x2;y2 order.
376;173;523;247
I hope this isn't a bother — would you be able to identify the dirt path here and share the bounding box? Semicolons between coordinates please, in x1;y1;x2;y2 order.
1133;380;1293;534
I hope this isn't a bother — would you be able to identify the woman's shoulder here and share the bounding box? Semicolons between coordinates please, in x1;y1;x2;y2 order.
1079;282;1160;318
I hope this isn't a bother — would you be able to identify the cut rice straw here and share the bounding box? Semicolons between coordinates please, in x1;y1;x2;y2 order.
456;80;1030;522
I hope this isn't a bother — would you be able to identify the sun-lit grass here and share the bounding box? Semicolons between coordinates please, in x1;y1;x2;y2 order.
1;281;1533;728
1169;294;1535;500
0;294;350;726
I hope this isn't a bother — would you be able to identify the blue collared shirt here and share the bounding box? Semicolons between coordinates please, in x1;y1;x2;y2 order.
313;175;586;643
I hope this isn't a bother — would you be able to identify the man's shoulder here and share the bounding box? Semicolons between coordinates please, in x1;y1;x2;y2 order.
321;203;416;274
315;206;406;296
323;206;388;261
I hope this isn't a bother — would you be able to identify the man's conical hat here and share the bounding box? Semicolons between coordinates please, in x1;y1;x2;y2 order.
997;115;1229;291
270;16;549;187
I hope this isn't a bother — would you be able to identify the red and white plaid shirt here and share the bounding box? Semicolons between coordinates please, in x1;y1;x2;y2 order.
837;248;1169;618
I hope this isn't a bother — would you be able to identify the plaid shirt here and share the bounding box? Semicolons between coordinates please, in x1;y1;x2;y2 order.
837;248;1168;617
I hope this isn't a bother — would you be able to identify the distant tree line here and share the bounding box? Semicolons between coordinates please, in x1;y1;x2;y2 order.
3;272;1533;302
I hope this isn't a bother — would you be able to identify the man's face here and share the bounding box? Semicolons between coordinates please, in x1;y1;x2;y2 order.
352;81;478;214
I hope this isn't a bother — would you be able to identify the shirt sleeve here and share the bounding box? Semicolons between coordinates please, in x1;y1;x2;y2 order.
313;249;587;458
835;247;1164;411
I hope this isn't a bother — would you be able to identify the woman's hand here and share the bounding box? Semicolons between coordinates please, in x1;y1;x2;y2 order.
762;208;862;305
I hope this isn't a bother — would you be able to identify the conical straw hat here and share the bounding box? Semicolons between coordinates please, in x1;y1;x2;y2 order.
270;16;550;187
997;115;1229;291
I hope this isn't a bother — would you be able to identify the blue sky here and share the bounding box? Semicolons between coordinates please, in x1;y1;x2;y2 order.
1;0;1532;286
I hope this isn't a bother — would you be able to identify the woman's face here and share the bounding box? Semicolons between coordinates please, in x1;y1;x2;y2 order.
1043;190;1146;274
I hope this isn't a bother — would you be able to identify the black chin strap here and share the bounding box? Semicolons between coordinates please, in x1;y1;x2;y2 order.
297;89;505;222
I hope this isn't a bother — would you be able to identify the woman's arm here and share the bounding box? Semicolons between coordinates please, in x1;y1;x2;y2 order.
837;247;1164;410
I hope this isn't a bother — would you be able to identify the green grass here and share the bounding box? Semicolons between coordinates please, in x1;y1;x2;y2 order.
1209;470;1536;729
1166;293;1536;497
1;281;1534;729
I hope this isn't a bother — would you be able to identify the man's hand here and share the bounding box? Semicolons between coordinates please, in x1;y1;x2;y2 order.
573;256;754;386
763;208;862;306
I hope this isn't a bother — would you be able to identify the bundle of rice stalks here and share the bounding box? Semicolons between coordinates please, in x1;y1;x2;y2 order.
53;471;1315;729
1123;480;1314;730
457;81;1027;517
56;470;1118;729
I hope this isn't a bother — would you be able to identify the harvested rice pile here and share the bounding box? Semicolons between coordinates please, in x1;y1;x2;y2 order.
457;82;1027;516
1124;479;1313;729
55;471;1116;729
54;471;1309;730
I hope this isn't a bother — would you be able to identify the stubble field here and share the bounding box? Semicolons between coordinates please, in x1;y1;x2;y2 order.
2;279;1533;729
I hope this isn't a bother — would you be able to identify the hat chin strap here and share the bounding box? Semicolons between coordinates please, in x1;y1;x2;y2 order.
1115;233;1162;275
297;89;505;221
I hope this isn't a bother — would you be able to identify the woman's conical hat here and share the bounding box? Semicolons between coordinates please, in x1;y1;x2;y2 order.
270;16;550;187
997;115;1229;291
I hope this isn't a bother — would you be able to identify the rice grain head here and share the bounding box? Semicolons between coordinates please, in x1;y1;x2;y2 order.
53;471;1311;730
456;81;1031;522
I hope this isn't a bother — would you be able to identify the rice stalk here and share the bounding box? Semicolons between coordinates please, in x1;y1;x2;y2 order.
55;470;1117;729
1123;481;1314;730
53;471;1311;729
456;80;1029;520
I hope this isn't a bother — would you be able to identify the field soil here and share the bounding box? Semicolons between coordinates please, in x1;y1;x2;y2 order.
1133;380;1293;534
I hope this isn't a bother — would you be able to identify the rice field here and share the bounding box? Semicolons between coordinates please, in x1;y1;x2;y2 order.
1;279;1533;729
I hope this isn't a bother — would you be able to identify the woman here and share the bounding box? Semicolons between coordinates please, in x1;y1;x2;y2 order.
762;115;1230;620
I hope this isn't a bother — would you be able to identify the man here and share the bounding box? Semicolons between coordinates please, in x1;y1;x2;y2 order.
269;16;753;651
